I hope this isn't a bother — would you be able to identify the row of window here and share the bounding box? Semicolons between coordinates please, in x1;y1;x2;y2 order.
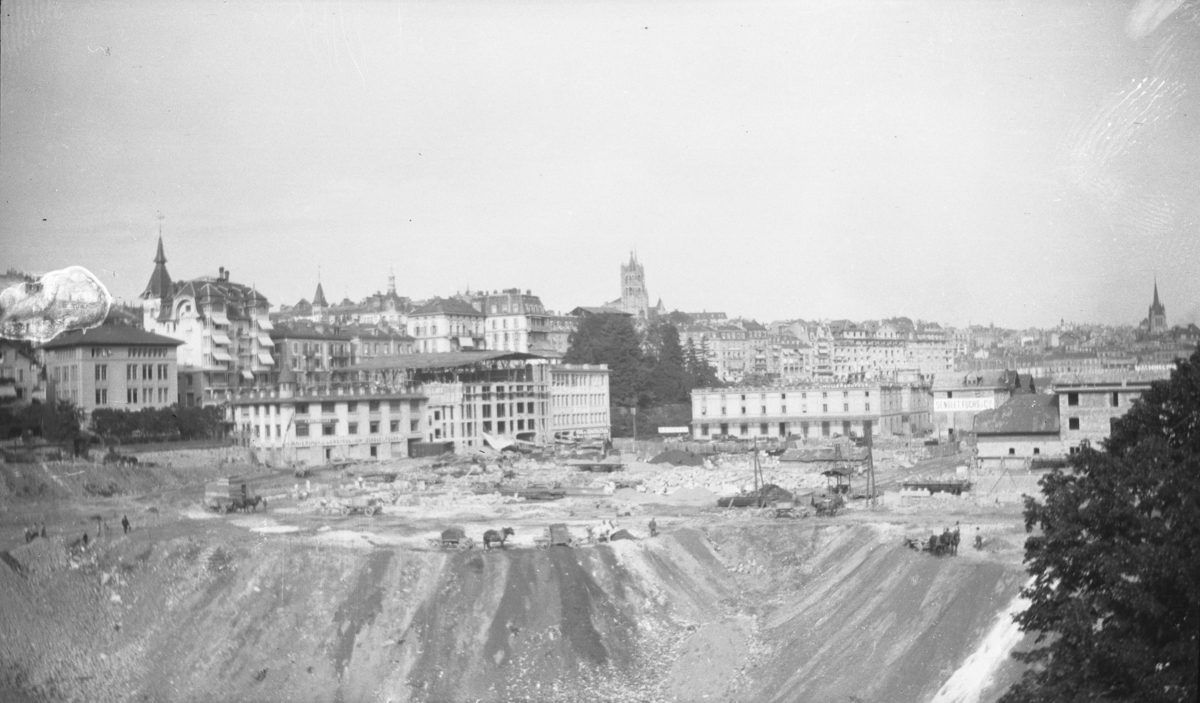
92;387;171;405
89;363;172;381
552;412;608;426
291;399;420;415
703;402;871;416
289;419;420;437
698;420;860;437
553;394;606;407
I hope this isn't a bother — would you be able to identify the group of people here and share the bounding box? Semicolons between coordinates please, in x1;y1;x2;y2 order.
928;522;962;556
23;515;132;548
23;523;47;543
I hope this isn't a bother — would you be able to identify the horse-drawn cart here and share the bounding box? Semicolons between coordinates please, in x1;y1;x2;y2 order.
534;523;580;549
204;476;264;513
428;526;476;551
812;494;845;517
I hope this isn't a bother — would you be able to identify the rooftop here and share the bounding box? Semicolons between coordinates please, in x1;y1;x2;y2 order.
353;350;544;372
41;326;184;349
972;394;1059;435
410;297;484;317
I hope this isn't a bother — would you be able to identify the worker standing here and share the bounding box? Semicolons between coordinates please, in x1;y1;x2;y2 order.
649;518;658;538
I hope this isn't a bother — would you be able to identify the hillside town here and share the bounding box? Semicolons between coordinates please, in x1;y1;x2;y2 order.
2;238;1196;469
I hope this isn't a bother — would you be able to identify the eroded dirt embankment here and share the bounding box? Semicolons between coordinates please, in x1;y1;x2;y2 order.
1;521;1028;703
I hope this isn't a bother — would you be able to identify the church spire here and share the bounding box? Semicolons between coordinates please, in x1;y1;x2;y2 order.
141;217;172;300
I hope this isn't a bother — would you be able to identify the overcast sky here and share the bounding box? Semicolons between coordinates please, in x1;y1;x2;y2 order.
2;0;1197;328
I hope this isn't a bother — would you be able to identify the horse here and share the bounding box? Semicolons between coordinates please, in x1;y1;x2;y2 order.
241;496;266;513
483;527;514;550
950;523;961;556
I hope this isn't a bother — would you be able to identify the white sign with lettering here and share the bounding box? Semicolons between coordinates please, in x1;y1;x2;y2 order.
934;397;995;413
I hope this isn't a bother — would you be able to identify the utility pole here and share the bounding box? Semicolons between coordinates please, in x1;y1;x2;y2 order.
752;436;764;507
866;420;876;508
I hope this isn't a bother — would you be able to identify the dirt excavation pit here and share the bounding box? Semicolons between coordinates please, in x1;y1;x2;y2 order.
1;452;1037;702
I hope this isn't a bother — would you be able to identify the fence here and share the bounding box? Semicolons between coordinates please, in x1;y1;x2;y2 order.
115;437;236;454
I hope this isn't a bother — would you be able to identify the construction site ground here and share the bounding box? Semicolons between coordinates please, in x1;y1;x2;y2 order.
1;442;1039;703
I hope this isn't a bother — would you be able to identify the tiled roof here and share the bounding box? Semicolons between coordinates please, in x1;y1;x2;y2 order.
354;351;543;371
411;297;484;317
972;394;1059;435
569;306;631;317
41;326;184;349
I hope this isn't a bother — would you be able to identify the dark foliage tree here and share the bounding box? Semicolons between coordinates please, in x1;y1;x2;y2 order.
0;400;84;442
90;404;227;442
1001;348;1200;703
666;310;694;326
687;337;721;388
565;313;648;409
648;323;689;405
1029;376;1036;393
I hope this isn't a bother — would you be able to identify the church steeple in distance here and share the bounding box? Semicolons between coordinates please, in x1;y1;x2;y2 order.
1148;278;1167;335
141;215;172;300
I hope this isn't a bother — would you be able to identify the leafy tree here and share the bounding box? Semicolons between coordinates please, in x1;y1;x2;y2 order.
0;400;84;442
1001;348;1200;703
1029;376;1036;393
690;336;722;388
565;313;648;409
666;310;694;326
647;322;689;405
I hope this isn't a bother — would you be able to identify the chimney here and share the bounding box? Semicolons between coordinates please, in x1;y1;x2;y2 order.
224;268;231;282
218;266;225;280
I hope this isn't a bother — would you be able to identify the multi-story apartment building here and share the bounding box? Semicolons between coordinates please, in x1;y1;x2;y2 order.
0;340;43;405
406;298;486;353
690;381;932;441
271;321;354;390
349;324;415;361
140;238;274;406
469;289;561;356
549;364;611;440
231;364;427;465
40;326;182;418
352;352;611;451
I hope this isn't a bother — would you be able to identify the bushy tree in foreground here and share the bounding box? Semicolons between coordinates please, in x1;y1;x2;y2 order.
1001;348;1200;703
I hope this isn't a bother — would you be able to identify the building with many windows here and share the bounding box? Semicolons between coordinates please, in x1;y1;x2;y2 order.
140;237;274;406
469;289;563;357
231;363;427;465
690;382;932;441
406;298;486;353
40;326;183;418
271;321;354;390
0;340;44;406
351;351;611;451
549;364;611;440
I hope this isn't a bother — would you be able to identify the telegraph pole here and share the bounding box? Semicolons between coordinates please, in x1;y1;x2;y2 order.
866;420;876;508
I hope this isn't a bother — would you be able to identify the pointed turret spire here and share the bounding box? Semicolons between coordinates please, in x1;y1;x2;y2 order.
1153;279;1162;309
312;282;328;308
141;231;173;300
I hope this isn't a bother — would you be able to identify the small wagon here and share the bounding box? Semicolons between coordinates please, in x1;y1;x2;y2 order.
341;496;382;516
534;523;579;549
428;526;476;550
812;494;844;517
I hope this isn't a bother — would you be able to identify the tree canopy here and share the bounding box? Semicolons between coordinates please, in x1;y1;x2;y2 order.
564;313;647;408
1001;348;1200;703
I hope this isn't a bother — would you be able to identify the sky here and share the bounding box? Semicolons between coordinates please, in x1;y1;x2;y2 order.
2;0;1198;329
